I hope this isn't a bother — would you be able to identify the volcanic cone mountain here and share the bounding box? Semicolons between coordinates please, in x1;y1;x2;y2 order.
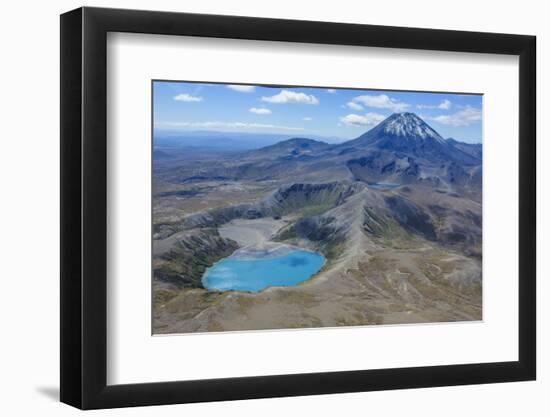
162;113;482;205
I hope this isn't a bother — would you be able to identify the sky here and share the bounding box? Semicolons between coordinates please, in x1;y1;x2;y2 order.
153;81;483;143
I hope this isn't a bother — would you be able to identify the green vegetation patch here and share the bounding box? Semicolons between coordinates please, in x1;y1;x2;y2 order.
153;228;238;289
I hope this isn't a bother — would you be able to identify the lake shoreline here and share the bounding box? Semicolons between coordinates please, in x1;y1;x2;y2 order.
202;247;326;293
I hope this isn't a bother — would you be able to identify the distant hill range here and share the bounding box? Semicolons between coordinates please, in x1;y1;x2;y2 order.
157;112;482;201
153;130;346;153
446;137;482;160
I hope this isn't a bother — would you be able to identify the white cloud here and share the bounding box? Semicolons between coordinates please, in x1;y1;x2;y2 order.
249;107;272;115
346;101;364;111
429;106;482;126
326;89;337;94
438;99;452;110
417;99;452;110
173;93;203;102
158;121;304;131
351;94;409;112
303;117;312;121
340;112;386;127
261;90;319;105
227;85;256;93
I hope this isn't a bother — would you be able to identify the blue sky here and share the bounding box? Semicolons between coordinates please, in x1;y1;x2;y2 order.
153;81;483;143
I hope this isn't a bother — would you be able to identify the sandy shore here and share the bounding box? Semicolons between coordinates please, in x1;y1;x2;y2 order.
218;218;286;247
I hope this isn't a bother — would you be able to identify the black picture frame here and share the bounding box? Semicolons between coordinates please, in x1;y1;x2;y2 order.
60;6;536;410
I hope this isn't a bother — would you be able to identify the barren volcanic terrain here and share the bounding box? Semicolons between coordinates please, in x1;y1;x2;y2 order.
152;113;482;334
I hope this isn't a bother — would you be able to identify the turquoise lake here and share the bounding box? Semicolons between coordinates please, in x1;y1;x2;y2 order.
369;182;401;190
202;249;325;292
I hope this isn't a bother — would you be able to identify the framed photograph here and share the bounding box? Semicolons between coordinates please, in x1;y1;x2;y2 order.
60;6;536;409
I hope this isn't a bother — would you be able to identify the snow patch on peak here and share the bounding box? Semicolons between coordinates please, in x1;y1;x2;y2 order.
382;113;445;143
